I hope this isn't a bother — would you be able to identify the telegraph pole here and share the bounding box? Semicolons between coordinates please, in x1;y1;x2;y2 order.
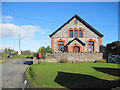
18;34;21;54
19;34;21;51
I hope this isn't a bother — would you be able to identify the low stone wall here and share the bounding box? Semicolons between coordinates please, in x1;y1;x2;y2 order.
33;57;57;64
33;52;103;63
54;52;103;62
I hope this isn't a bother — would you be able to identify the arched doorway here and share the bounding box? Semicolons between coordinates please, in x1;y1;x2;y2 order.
73;46;80;52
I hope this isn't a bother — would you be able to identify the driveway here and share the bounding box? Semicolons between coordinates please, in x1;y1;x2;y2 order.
2;58;33;88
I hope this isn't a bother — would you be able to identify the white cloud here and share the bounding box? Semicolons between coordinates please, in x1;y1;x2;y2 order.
0;23;45;38
2;16;13;22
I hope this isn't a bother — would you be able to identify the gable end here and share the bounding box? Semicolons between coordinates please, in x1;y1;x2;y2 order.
49;14;104;37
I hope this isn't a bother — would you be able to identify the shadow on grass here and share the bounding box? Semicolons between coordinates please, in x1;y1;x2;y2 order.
93;67;120;77
54;71;120;88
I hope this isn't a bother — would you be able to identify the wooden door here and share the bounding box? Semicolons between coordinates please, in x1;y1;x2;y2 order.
73;46;80;52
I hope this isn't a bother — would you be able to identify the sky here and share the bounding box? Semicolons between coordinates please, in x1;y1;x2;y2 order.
1;2;119;52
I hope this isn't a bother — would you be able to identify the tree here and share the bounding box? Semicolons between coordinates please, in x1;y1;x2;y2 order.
22;50;31;55
106;41;120;55
35;45;52;60
4;48;8;54
46;46;52;53
4;48;15;54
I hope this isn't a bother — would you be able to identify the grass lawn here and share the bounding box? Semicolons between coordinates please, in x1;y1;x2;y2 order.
3;54;9;58
10;54;32;58
3;54;32;59
26;62;120;88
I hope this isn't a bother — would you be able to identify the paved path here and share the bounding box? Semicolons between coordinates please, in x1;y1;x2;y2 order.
2;58;33;88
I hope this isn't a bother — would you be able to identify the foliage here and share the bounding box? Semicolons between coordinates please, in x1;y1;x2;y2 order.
34;46;52;59
33;53;38;58
46;46;52;53
33;52;46;60
3;54;9;59
26;63;119;88
60;58;69;63
106;41;120;55
39;46;52;55
94;59;107;63
3;48;15;54
21;50;32;55
38;48;41;53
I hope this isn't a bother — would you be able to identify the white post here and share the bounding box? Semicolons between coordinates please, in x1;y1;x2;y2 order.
18;34;21;54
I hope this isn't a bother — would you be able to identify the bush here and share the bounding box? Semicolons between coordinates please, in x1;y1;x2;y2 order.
60;58;69;63
94;59;107;63
33;53;46;60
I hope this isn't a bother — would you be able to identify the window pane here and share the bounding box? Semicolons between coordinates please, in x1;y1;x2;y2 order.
70;30;73;37
59;41;63;44
79;30;83;37
89;46;91;51
92;46;94;51
89;41;94;44
74;30;78;37
62;46;64;51
75;20;77;24
59;46;61;51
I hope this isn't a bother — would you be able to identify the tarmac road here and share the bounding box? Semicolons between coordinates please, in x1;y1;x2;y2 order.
2;58;33;88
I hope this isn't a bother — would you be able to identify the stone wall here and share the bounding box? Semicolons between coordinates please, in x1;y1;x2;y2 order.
54;52;103;62
33;56;57;64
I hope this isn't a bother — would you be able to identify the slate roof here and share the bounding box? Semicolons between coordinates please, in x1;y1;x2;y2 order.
49;14;104;37
66;38;86;46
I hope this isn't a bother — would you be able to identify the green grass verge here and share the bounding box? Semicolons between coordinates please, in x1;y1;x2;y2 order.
3;54;9;58
10;54;32;58
26;62;120;88
3;54;32;59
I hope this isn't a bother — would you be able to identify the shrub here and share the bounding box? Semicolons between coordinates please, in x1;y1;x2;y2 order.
94;59;107;63
33;53;46;60
60;58;69;63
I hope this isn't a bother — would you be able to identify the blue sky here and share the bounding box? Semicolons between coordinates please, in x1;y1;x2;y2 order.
1;2;118;51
